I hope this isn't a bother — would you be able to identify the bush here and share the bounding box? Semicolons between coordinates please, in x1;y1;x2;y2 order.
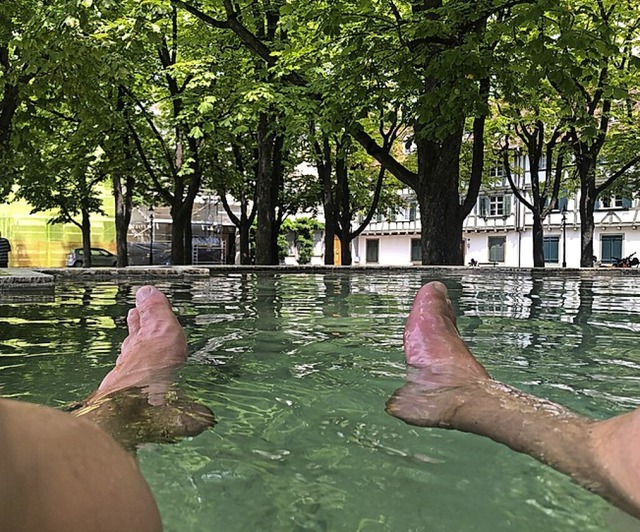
279;217;324;264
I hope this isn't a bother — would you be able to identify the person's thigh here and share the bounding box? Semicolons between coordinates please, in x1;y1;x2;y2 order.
0;399;162;532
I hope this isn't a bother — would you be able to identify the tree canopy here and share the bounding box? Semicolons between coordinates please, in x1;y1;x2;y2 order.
1;0;639;265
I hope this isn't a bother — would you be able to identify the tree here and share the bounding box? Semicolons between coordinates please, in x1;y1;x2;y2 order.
208;135;258;265
111;3;215;265
175;0;509;265
495;117;570;267
9;0;138;266
539;0;640;266
307;120;403;265
0;0;55;193
279;216;324;264
15;118;109;267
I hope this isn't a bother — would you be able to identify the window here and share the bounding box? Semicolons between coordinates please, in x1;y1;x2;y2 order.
601;235;623;264
556;196;568;212
488;236;506;263
596;196;632;210
489;196;504;216
366;239;379;263
489;164;505;179
410;239;422;262
543;236;560;263
408;202;417;222
478;195;512;217
538;154;547;171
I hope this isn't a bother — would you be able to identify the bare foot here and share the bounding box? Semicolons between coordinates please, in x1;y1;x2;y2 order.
386;281;491;427
74;285;214;449
92;285;187;402
386;282;640;519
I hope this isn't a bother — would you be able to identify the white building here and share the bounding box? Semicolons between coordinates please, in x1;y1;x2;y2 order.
350;156;640;268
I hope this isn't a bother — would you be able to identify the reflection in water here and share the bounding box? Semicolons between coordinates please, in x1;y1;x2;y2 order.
2;272;640;531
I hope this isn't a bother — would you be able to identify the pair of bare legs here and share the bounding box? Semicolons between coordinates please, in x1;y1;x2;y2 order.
0;285;213;532
386;281;640;520
4;282;640;528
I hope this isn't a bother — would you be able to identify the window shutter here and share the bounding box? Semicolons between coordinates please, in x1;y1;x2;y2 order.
558;197;568;211
595;199;601;210
503;195;511;216
622;198;632;209
479;197;488;217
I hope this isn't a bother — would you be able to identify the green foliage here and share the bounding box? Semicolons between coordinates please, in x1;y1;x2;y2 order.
280;216;324;264
3;0;640;265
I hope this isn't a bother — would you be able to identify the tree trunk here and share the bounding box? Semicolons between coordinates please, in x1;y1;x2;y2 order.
532;211;545;267
313;134;336;265
0;83;19;161
256;114;276;264
321;165;336;265
170;204;188;265
579;165;597;267
417;129;465;265
81;208;92;268
255;113;278;265
336;155;352;266
239;220;251;264
113;171;133;267
219;192;254;265
112;88;134;267
183;202;194;265
270;135;284;263
340;234;352;265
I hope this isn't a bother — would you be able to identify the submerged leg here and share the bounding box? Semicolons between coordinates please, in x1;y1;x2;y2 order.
74;285;214;450
386;281;640;519
0;285;215;530
386;281;490;427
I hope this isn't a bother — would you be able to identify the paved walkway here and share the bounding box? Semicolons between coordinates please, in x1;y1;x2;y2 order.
2;263;640;291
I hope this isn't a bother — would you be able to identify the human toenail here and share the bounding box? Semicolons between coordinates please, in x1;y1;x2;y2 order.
136;285;157;302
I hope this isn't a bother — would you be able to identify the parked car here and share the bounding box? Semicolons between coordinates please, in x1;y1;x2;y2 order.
66;248;118;267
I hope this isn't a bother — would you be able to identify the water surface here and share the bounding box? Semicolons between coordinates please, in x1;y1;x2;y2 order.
1;270;640;531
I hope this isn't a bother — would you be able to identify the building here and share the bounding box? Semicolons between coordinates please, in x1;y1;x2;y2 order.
128;197;236;266
352;155;639;267
0;196;117;268
0;192;238;268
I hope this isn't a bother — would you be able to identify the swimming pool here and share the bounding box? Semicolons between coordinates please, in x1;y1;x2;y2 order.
2;270;639;531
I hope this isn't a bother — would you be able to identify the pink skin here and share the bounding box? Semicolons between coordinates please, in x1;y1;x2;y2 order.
387;281;640;519
386;281;491;427
90;285;187;403
74;285;215;450
403;281;490;382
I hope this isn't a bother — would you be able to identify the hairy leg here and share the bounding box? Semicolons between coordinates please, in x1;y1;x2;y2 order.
386;281;640;519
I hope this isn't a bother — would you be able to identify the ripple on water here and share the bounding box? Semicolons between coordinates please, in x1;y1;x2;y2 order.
2;273;639;531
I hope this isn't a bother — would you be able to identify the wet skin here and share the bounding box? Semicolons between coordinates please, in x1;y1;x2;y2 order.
73;285;215;451
0;285;216;531
386;281;640;520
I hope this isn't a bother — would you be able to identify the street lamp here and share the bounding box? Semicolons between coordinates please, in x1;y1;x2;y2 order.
149;205;154;266
561;207;567;268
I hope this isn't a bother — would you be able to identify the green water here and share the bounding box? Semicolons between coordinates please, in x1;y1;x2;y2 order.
1;271;640;531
